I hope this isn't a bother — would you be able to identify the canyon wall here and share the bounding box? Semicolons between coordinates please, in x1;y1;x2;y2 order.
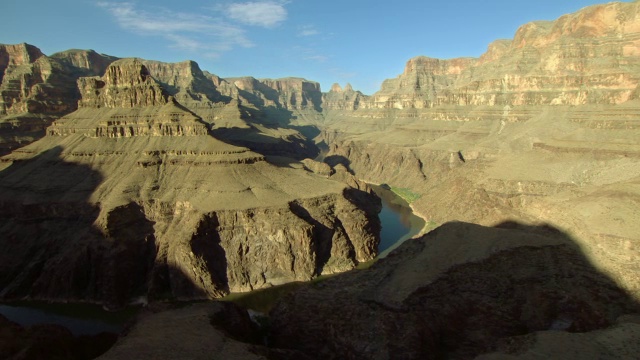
268;221;640;359
229;76;323;112
0;44;117;155
1;0;639;311
337;2;640;110
318;1;640;298
0;59;380;309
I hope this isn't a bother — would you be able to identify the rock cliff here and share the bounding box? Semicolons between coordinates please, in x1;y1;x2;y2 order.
268;222;640;359
230;77;323;112
139;60;240;125
0;43;116;155
344;1;640;110
78;58;170;109
322;83;368;111
0;59;380;309
318;1;640;300
97;222;640;359
0;43;324;160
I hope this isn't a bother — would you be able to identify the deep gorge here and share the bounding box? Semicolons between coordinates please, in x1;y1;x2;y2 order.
2;1;640;358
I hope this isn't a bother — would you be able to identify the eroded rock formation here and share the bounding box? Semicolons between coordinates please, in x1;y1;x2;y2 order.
0;59;380;309
322;83;367;111
268;222;640;359
3;2;640;358
0;43;117;155
230;76;323;112
318;0;640;300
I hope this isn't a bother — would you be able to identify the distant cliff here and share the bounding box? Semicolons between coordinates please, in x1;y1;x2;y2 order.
327;1;640;110
0;43;117;155
319;0;640;303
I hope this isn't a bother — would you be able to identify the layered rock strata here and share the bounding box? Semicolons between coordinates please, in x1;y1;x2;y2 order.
334;2;640;110
0;59;380;309
230;76;323;112
318;1;640;298
0;43;117;155
138;64;322;159
322;83;368;111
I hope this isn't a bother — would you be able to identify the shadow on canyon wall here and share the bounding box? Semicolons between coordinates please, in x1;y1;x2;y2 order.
0;313;119;360
0;147;158;309
0;146;103;300
0;147;121;359
4;149;639;359
208;89;323;162
210;126;320;162
323;154;354;173
0;119;50;157
208;100;323;163
265;220;640;359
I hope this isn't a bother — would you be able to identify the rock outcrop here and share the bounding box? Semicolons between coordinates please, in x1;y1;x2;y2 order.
268;222;640;359
0;43;117;155
230;77;323;112
322;83;368;111
78;58;170;109
98;301;310;360
0;59;381;309
139;60;242;127
50;48;119;77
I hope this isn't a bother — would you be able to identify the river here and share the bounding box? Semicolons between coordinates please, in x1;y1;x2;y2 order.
0;185;426;328
221;184;428;312
0;301;136;336
371;184;426;258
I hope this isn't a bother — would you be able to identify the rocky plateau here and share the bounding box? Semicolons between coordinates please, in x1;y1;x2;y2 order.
1;0;640;359
0;57;381;310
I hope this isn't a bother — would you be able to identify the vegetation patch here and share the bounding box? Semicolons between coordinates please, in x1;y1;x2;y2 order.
390;187;422;203
423;220;440;233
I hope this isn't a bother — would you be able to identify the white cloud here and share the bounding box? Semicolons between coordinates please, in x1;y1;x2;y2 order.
298;25;319;37
225;2;287;28
97;2;253;57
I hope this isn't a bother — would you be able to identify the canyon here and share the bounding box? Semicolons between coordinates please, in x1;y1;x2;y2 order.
1;0;640;359
0;55;381;310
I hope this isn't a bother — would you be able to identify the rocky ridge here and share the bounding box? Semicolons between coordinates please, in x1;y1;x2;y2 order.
229;76;323;112
96;222;640;360
322;83;367;111
0;58;381;309
337;1;640;110
267;221;640;359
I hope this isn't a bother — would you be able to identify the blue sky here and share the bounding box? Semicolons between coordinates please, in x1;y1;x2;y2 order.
2;0;624;94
